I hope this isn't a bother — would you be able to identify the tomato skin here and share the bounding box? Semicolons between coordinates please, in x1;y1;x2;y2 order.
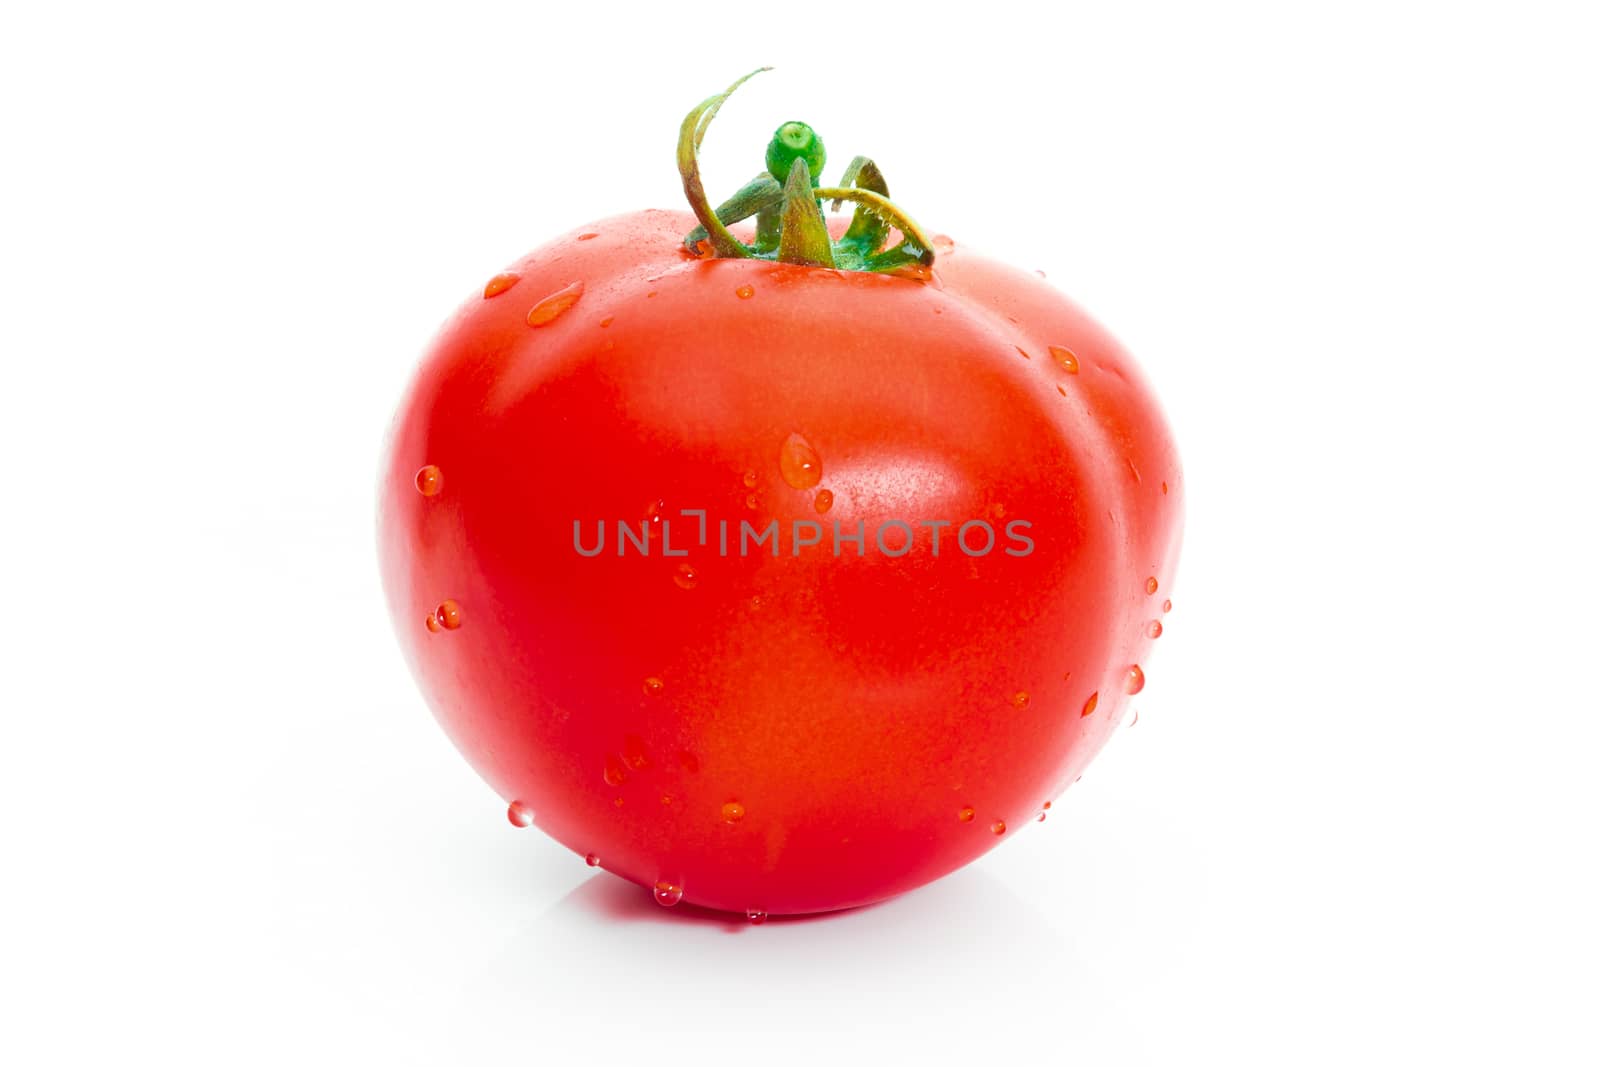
379;209;1182;915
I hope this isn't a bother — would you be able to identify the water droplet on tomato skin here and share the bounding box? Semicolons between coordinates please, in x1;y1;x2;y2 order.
1081;692;1099;718
643;676;664;696
745;493;759;510
958;807;976;823
814;489;834;514
779;432;822;489
414;465;443;496
721;801;746;824
673;562;698;590
888;262;935;282
435;600;462;630
1036;812;1047;823
1049;345;1079;373
1163;599;1173;613
1011;691;1030;709
735;284;754;299
742;469;758;489
585;853;600;867
653;881;684;907
1042;801;1052;810
576;232;600;241
1128;708;1140;728
643;499;666;539
424;612;441;633
1015;346;1032;360
990;820;1007;836
603;755;628;786
746;909;768;925
1146;577;1159;595
507;801;534;827
1147;620;1164;639
1125;665;1146;695
526;280;584;326
483;273;521;299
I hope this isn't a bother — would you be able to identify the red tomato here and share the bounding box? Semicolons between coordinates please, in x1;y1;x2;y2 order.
379;78;1182;918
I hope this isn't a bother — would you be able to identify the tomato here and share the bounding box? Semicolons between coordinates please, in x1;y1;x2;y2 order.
378;72;1182;917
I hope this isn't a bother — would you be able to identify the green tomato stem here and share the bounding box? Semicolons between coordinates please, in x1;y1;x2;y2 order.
675;70;937;273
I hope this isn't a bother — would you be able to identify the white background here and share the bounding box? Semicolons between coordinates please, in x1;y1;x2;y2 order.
3;1;1597;1063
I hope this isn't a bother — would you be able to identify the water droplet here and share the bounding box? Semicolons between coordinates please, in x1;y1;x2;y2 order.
414;465;442;496
673;562;698;590
745;493;758;510
1036;812;1047;822
483;272;520;299
735;284;754;299
507;800;534;827
779;432;822;489
526;280;584;326
1015;346;1032;360
1145;577;1159;595
1035;269;1047;278
1011;691;1030;709
1056;384;1068;397
613;796;625;808
958;807;975;823
653;881;683;907
424;612;441;633
721;801;745;823
1125;665;1145;695
746;909;768;925
1049;345;1079;374
603;755;628;786
1128;708;1140;728
1042;801;1052;810
990;820;1007;835
585;853;600;867
599;315;614;328
742;469;758;489
1161;481;1169;495
1081;692;1099;718
643;499;665;539
888;262;935;282
933;234;955;250
812;488;834;513
1146;620;1163;639
1163;599;1173;613
435;600;462;630
646;291;659;298
623;734;651;770
576;232;599;241
643;676;664;696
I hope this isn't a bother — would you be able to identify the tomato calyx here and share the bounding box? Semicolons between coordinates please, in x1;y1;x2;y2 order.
678;68;936;273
